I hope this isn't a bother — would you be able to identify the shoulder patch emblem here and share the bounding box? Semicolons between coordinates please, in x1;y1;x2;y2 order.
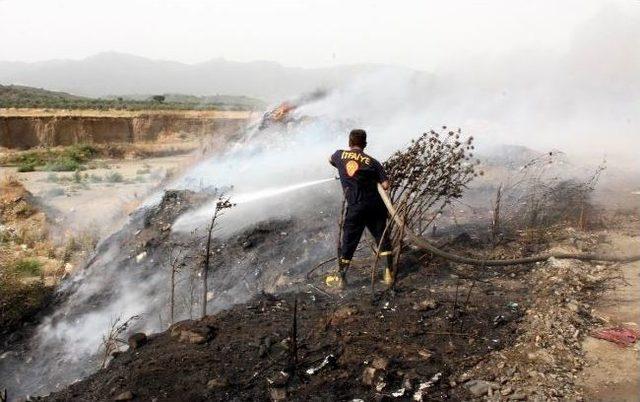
346;160;359;177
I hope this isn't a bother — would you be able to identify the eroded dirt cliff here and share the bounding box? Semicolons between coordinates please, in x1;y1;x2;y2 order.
0;110;251;149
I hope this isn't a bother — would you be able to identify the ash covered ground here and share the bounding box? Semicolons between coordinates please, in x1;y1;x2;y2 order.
0;181;341;397
5;175;636;401
36;204;638;402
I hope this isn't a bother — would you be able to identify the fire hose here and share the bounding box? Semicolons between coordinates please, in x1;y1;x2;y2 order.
376;184;640;266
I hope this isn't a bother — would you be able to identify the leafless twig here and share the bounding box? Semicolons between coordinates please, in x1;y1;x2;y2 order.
100;315;141;368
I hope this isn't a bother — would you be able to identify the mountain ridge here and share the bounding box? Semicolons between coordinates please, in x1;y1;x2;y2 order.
0;52;423;101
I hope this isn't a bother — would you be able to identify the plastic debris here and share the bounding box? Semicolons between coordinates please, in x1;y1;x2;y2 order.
392;387;406;397
413;372;442;401
305;354;336;375
591;326;640;347
135;251;147;263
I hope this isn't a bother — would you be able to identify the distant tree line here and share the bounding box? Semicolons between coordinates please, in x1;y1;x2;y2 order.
0;85;265;111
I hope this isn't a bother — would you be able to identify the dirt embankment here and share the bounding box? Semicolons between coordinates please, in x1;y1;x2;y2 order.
0;110;251;149
0;178;55;338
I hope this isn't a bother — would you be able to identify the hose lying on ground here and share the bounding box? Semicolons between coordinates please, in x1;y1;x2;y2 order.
377;184;640;266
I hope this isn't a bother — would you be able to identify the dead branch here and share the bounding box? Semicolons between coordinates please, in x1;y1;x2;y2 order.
491;183;503;244
100;315;141;368
496;154;606;233
169;246;185;325
202;196;235;318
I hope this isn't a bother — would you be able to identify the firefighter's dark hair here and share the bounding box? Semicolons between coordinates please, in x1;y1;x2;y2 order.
349;129;367;148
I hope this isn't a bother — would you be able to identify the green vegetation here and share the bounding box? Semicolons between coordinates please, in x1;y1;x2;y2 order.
0;253;51;333
12;144;98;172
11;258;43;277
17;160;37;172
44;158;83;172
0;84;265;110
0;84;86;108
89;173;104;183
46;170;133;185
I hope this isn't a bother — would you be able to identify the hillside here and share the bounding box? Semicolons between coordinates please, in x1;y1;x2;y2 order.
0;84;265;110
0;84;88;107
0;52;423;101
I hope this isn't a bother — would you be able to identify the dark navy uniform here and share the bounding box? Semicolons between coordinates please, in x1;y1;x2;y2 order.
330;148;392;261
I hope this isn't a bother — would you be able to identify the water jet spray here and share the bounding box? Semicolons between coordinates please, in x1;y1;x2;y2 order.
172;177;337;232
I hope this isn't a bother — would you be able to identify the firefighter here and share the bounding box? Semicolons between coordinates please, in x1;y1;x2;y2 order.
329;129;394;288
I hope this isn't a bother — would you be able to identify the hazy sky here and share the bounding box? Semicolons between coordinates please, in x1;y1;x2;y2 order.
0;0;633;69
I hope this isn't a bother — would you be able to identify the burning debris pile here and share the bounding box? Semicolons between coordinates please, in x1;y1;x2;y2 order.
257;90;328;130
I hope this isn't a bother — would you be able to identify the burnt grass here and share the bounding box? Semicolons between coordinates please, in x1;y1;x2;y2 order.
42;242;531;401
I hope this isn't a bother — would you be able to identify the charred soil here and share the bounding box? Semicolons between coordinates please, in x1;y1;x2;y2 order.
2;180;634;401
39;221;636;401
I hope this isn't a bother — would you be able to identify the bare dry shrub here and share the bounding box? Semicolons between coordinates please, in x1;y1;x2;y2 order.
385;127;482;233
383;128;481;258
494;152;605;239
100;315;141;368
201;196;234;317
0;174;21;188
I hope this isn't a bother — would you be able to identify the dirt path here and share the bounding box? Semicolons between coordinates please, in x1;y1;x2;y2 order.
579;231;640;401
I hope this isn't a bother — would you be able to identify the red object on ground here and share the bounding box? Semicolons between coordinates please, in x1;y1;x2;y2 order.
591;326;640;347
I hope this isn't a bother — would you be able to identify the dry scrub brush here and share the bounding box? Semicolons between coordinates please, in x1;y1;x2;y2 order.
377;132;639;268
100;315;141;368
369;127;481;285
492;152;606;241
382;127;481;259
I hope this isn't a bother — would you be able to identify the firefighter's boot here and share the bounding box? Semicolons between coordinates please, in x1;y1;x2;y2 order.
337;258;349;289
383;254;395;287
326;258;350;289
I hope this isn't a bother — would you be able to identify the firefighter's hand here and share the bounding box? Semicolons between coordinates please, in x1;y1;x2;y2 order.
380;180;390;191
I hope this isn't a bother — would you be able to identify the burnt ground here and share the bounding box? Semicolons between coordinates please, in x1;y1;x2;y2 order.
7;186;637;401
39;238;536;401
